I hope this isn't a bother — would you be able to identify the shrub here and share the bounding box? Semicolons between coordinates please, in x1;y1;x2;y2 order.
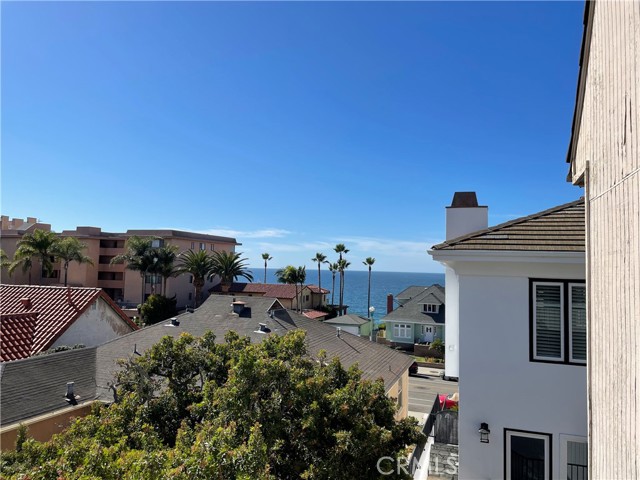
140;295;177;326
430;338;445;355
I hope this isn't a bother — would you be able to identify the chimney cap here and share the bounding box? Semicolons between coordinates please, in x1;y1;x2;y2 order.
449;192;485;208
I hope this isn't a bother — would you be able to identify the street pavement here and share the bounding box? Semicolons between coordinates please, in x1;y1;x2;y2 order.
408;367;458;422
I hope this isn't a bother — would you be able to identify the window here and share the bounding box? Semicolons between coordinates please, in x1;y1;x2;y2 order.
423;304;438;313
189;275;193;284
199;242;206;251
191;242;195;249
560;435;588;480
210;244;215;251
505;429;551;480
530;280;586;365
188;292;192;301
393;324;412;339
151;239;164;248
421;325;433;334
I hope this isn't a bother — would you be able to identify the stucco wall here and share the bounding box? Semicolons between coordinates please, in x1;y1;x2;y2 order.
386;369;409;421
53;297;134;348
568;2;640;478
454;262;586;479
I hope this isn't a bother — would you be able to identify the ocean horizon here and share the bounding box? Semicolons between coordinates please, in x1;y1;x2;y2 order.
247;268;445;320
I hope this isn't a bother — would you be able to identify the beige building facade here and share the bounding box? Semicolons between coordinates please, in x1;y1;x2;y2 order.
1;218;239;309
566;1;640;478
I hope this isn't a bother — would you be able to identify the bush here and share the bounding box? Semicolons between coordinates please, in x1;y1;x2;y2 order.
140;295;177;326
430;338;445;355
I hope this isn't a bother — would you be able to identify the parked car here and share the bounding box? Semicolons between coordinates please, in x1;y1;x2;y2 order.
409;361;419;376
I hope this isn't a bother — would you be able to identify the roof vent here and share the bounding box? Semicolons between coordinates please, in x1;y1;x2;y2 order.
20;298;32;310
255;323;271;334
65;381;79;405
336;327;341;338
170;317;180;326
232;301;246;315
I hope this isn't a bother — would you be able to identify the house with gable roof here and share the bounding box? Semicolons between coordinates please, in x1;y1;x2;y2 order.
381;285;445;346
429;192;587;479
1;294;413;448
0;284;138;361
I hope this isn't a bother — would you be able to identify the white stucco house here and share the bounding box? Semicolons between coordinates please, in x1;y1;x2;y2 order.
0;284;138;361
429;192;587;480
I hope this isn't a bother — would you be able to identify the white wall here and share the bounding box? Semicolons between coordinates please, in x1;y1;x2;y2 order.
444;266;459;379
454;262;586;479
53;297;135;348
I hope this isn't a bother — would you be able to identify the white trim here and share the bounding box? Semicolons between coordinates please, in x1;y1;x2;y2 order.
429;249;585;265
533;281;564;361
505;430;551;480
393;323;412;339
568;283;587;364
559;434;588;478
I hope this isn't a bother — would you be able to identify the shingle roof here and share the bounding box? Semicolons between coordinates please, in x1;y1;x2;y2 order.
1;312;38;361
0;285;138;355
382;285;446;325
323;314;369;326
0;347;98;425
95;295;412;402
210;283;328;299
431;199;585;252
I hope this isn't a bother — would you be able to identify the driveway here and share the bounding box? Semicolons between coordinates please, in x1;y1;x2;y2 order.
408;367;458;422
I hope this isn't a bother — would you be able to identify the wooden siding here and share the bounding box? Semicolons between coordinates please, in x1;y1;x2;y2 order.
570;2;640;478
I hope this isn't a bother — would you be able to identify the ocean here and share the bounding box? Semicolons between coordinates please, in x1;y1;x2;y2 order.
248;268;445;321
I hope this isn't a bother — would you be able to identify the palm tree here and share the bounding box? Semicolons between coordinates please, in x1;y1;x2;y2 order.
177;249;215;308
311;252;328;296
261;253;273;283
9;229;60;284
52;237;94;286
111;236;156;304
209;250;253;289
8;252;33;284
0;249;9;269
337;258;350;316
276;265;305;312
328;262;338;306
363;257;376;317
154;244;180;295
334;244;349;315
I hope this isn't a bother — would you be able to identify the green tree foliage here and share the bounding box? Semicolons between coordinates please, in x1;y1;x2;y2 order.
52;237;94;286
140;294;178;325
209;250;253;287
177;249;215;307
154;244;180;295
9;229;60;284
275;265;306;312
261;252;273;283
111;236;158;304
1;331;422;479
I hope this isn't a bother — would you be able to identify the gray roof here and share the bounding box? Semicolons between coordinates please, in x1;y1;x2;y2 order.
1;348;98;425
431;199;585;252
125;229;239;244
382;285;446;325
323;314;369;327
95;295;412;401
2;296;412;426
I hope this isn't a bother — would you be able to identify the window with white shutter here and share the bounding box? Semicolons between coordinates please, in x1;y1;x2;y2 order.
533;283;564;361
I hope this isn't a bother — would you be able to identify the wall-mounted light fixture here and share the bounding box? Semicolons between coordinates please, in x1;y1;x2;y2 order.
479;423;490;443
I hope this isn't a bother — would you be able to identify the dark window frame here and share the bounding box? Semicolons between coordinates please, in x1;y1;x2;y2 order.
529;278;586;366
504;428;552;480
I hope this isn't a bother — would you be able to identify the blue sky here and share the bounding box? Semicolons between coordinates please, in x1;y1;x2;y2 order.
1;1;585;273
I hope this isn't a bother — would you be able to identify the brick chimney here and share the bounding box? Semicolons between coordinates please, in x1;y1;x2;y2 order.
446;192;488;240
387;294;394;314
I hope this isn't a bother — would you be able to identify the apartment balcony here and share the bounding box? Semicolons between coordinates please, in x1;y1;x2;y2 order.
97;279;125;289
99;247;124;256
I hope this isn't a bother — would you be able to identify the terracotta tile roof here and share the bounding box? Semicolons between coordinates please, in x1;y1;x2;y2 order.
1;312;38;361
0;285;138;355
210;283;328;299
307;285;330;295
431;199;585;252
302;310;327;320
